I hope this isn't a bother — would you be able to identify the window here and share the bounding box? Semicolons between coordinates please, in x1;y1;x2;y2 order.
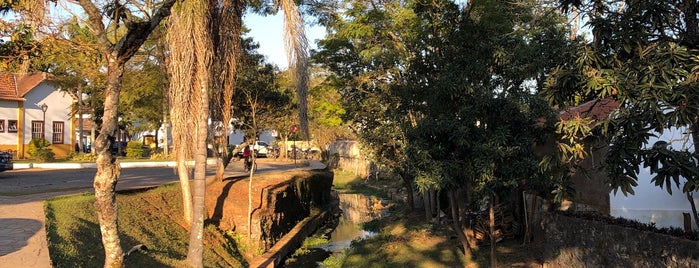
0;120;4;132
8;120;17;133
31;121;44;140
52;121;64;144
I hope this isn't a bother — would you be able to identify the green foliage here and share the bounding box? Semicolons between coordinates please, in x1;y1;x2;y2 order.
149;152;174;161
27;138;55;162
545;0;699;197
232;36;294;141
125;141;145;158
320;250;347;268
315;0;570;206
67;152;98;162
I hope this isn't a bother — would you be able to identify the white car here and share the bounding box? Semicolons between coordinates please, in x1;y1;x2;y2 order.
237;141;270;157
251;141;269;156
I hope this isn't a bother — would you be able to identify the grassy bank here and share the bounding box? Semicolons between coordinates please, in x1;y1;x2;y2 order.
44;184;245;267
316;170;542;267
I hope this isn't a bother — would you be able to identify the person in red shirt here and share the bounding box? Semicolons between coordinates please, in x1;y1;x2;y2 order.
242;145;252;170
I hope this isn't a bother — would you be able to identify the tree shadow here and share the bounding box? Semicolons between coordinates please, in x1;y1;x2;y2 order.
0;218;42;256
210;176;246;227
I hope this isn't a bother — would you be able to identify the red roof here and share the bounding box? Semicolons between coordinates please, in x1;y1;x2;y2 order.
0;73;48;101
559;98;619;122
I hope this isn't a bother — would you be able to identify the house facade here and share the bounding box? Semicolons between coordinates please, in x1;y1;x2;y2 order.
0;73;76;159
610;127;698;229
557;98;697;229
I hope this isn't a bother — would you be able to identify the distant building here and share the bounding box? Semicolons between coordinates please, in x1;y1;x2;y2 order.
0;73;76;159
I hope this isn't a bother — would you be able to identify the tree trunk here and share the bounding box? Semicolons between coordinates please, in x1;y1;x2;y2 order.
489;193;497;268
187;97;208;267
449;189;472;258
687;192;699;230
402;175;415;210
423;189;431;221
177;160;193;224
93;58;125;268
185;0;213;263
162;96;169;157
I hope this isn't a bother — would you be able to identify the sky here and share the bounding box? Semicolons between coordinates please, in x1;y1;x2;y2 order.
2;2;325;70
243;12;327;70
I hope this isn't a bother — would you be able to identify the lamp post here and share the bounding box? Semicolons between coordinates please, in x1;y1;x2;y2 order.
40;103;48;139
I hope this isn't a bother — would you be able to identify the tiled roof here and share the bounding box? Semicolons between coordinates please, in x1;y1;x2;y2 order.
559;98;619;122
0;73;48;101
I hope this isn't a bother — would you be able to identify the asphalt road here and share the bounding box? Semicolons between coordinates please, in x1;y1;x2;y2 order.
0;158;308;197
0;166;207;196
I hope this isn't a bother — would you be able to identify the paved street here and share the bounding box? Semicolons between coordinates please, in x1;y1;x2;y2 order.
0;158;325;267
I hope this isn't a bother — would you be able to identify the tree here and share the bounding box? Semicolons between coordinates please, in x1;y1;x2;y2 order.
74;0;176;266
314;0;570;261
313;0;420;210
247;0;310;139
166;0;212;265
545;0;699;229
208;0;243;180
231;37;293;238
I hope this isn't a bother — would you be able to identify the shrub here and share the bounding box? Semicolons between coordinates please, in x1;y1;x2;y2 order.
67;152;97;162
125;141;145;158
27;138;55;162
150;152;174;161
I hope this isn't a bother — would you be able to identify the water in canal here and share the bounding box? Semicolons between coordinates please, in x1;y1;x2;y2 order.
283;193;388;267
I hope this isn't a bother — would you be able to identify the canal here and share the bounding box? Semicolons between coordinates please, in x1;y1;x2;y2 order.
282;193;389;267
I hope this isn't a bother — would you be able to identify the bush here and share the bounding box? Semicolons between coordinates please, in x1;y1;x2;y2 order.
150;152;174;161
125;141;145;158
28;138;55;162
67;152;97;162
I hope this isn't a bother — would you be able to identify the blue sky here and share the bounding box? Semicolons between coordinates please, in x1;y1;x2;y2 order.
3;3;324;70
243;12;326;70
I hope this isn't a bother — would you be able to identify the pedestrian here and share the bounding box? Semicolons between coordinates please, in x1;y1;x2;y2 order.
243;145;252;170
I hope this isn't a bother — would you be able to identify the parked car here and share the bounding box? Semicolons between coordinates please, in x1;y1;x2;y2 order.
236;141;271;157
0;151;13;172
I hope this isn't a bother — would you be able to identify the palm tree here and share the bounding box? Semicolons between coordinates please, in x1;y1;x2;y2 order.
167;0;310;265
166;0;213;266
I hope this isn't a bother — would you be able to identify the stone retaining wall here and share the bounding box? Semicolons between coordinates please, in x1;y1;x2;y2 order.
542;213;699;267
254;170;334;250
327;140;370;177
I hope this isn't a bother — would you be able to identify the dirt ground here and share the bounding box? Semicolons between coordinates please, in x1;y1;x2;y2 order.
341;209;545;267
205;168;308;234
204;167;545;267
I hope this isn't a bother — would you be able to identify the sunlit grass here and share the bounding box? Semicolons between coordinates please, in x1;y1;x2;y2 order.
44;184;246;268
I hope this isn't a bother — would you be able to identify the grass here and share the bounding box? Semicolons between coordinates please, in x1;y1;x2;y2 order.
44;184;246;268
328;170;542;268
332;169;401;198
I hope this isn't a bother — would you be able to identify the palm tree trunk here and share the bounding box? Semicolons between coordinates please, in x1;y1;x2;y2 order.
177;160;193;224
187;81;210;267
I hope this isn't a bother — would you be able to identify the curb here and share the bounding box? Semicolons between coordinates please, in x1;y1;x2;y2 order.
13;159;219;169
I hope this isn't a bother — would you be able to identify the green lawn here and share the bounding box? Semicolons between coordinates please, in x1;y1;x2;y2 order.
44;184;245;268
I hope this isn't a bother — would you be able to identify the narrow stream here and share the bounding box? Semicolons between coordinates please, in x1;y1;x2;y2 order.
316;193;381;252
282;193;388;267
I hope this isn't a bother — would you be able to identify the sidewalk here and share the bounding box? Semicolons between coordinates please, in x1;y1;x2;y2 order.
0;159;326;267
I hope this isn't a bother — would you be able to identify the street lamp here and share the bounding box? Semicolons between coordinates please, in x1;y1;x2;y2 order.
40;103;48;138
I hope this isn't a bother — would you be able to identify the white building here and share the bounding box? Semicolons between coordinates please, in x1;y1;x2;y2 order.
610;127;698;229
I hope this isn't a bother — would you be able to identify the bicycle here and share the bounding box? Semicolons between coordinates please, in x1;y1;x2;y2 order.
243;157;257;172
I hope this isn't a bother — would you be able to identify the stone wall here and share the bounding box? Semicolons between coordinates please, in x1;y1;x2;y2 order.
254;170;334;250
327;140;370;177
542;213;699;267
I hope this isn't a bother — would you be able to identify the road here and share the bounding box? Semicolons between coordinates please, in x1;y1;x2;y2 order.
0;158;311;198
0;166;199;196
